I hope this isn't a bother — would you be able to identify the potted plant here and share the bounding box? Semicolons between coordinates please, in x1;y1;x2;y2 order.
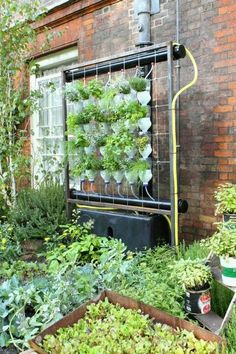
129;76;151;105
87;79;104;99
136;136;152;160
215;183;236;222
172;259;212;315
116;101;148;131
132;160;152;186
201;222;236;287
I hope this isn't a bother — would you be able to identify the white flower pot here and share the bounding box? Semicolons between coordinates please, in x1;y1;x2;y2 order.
130;89;137;100
124;120;136;133
84;145;95;155
139;169;152;185
123;93;133;102
220;257;236;287
80;173;86;182
100;122;109;134
83;123;91;133
74;101;83;113
139;144;152;159
113;170;124;184
85;169;96;182
125;147;136;159
114;93;123;104
99;146;106;156
125;170;138;185
83;99;90;108
100;170;111;184
137;90;151;106
138;117;151;133
111;122;121;133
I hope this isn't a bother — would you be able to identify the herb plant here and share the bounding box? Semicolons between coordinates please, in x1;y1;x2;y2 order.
170;259;212;291
215;183;236;215
87;79;104;98
9;182;67;241
201;222;236;258
129;76;148;92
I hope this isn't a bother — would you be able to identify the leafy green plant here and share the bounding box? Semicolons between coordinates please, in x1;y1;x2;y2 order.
0;222;21;261
177;240;209;260
201;222;236;258
74;130;89;148
9;182;67;241
64;81;90;102
224;307;236;354
0;260;47;281
0;0;48;209
129;76;148;92
87;79;104;98
42;299;219;354
136;136;150;151
116;101;148;123
170;259;212;291
215;183;236;215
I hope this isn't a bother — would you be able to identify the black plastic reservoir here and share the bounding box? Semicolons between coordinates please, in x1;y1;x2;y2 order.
77;209;171;251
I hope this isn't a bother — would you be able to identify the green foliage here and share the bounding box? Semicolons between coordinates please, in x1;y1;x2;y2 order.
0;0;48;209
215;183;236;215
211;280;234;318
64;81;89;102
201;222;236;258
224;307;236;354
10;182;67;241
0;222;21;261
136;135;150;151
0;260;47;281
87;79;104;98
177;240;210;260
129;76;148;92
170;259;212;291
42;299;219;354
116;101;148;123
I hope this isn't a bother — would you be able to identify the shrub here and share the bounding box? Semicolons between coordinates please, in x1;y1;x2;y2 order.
10;182;67;241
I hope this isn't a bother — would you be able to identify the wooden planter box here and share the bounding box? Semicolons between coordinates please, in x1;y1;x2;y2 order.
29;290;225;353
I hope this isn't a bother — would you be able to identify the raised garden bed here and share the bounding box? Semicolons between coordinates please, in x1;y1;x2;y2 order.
29;290;225;354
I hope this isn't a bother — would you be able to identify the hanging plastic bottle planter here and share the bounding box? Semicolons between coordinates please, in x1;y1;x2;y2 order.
139;169;152;186
85;170;97;182
100;170;111;184
124;120;136;133
125;147;136;159
74;101;83;113
113;170;124;184
100;122;110;134
137;90;151;106
138;117;151;133
139;144;152;159
83;123;91;133
84;145;95;155
125;170;138;185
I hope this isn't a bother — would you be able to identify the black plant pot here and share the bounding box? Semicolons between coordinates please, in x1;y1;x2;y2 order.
184;285;211;315
223;214;236;223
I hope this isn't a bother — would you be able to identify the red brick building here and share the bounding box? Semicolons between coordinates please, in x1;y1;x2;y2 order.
31;0;236;242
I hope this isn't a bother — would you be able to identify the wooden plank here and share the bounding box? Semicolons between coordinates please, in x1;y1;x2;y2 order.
67;198;171;215
194;311;223;334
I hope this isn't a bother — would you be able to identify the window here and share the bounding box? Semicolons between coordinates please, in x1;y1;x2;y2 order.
30;47;78;186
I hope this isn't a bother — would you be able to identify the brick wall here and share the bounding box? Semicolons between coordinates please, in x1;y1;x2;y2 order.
33;0;236;241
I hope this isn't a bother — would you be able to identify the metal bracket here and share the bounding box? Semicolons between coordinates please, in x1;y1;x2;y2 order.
134;0;160;19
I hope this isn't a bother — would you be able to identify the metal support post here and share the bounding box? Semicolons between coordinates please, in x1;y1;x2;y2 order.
167;42;176;246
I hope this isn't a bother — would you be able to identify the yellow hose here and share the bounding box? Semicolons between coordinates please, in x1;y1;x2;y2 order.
172;43;198;246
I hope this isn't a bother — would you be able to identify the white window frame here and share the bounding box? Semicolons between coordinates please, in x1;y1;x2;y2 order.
30;47;78;187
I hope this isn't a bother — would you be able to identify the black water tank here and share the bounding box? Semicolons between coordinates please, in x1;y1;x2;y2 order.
77;209;170;251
